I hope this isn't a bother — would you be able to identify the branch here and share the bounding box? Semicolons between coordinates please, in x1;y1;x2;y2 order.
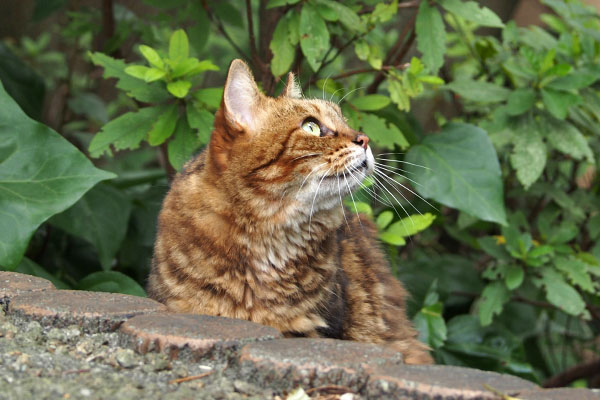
246;0;269;76
543;358;600;388
202;0;251;62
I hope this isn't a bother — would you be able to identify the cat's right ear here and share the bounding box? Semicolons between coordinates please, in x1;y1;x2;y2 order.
223;59;260;131
281;72;302;99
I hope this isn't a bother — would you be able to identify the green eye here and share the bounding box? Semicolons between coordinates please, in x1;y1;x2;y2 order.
302;120;321;136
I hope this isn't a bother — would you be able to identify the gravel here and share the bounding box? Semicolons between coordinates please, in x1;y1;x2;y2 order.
0;309;286;400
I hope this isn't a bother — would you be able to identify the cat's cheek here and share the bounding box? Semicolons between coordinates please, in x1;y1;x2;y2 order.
365;147;375;175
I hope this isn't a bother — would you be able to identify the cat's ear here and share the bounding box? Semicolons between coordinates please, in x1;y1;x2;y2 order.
281;72;302;99
223;59;260;130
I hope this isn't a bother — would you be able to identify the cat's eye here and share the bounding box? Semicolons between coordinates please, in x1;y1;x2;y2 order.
302;120;321;136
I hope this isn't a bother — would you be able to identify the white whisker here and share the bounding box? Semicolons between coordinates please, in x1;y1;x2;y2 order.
338;86;366;105
343;172;363;229
374;168;438;211
337;175;350;228
376;158;432;170
374;163;422;186
295;162;327;199
309;166;332;237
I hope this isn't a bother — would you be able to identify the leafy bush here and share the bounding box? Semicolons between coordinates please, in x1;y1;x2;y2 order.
1;0;598;387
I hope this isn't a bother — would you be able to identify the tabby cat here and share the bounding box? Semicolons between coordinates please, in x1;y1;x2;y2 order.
147;59;432;364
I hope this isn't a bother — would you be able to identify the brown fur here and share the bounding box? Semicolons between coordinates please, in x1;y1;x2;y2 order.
147;60;433;364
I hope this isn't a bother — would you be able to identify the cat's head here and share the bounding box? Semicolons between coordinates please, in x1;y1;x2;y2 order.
207;59;374;214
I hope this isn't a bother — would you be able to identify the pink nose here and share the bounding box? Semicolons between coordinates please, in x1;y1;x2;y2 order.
353;134;369;150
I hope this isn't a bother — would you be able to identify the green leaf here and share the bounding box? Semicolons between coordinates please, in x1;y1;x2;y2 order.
554;256;595;293
266;0;300;9
379;231;406;246
441;0;503;27
477;236;511;261
541;88;581;119
479;281;510;326
76;271;146;297
345;200;372;216
186;104;215;144
376;210;394;230
386;213;436;238
540;268;588;317
193;88;223;109
315;0;362;32
168;119;201;170
144;67;166;82
167;80;192;98
89;106;163;157
415;0;446;73
359;113;409;149
88;52;169;103
138;44;164;69
506;88;536;116
50;183;131;270
354;40;369;61
124;65;150;80
169;29;189;63
299;3;330;71
148;104;179;146
371;0;399;23
413;302;447;349
349;95;390;111
270;13;296;76
509;116;547;189
172;59;218;79
406;123;507;225
505;265;524;290
540;114;594;163
445;79;510;103
0;82;115;268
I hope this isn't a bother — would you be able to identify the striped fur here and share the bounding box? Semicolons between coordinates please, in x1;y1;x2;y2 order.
147;60;432;364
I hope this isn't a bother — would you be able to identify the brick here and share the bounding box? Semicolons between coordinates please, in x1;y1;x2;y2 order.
366;364;539;399
238;338;403;393
0;271;55;311
119;313;281;362
8;290;166;333
519;388;600;400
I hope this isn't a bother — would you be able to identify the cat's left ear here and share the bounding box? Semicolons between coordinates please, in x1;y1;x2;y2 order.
280;72;302;99
223;59;261;130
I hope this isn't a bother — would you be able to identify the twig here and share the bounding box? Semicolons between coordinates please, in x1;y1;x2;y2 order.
159;142;176;181
543;358;600;388
201;0;251;62
246;0;268;76
169;370;213;384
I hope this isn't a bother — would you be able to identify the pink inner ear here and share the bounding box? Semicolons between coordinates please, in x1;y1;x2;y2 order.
224;61;260;129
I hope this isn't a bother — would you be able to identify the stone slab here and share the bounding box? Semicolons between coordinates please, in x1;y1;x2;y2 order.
238;338;403;393
366;364;539;399
8;290;166;333
119;313;281;362
520;388;600;400
0;271;55;311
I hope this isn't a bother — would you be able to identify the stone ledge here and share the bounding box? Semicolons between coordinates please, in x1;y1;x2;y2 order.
119;313;281;362
8;290;166;333
0;271;55;311
519;388;600;400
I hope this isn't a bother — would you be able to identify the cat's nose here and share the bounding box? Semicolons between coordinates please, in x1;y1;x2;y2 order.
353;134;369;150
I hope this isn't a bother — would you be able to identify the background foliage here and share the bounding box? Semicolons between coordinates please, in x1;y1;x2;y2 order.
1;0;599;388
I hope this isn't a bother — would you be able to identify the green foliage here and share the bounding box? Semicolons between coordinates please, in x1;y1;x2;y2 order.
2;0;599;387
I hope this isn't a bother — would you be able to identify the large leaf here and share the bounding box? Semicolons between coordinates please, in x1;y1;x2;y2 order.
76;270;146;297
50;183;132;270
299;3;330;71
270;12;296;76
406;123;507;225
415;0;446;73
0;82;115;268
439;0;504;28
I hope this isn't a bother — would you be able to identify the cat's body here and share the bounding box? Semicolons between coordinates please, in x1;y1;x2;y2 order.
147;60;432;364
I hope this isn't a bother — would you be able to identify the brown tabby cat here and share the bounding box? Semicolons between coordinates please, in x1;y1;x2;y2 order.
147;59;432;364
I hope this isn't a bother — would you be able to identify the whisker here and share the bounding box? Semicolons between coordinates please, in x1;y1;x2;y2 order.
309;166;332;237
345;167;393;207
376;152;406;156
343;172;363;229
338;86;366;105
374;163;422;186
295;162;327;199
322;73;332;100
329;87;345;102
374;168;438;211
376;158;432;170
337;175;350;229
371;173;415;226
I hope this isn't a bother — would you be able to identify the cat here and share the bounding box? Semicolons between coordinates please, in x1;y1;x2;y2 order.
147;59;433;364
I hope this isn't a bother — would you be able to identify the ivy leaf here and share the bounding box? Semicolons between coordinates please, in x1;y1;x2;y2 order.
540;114;594;163
541;88;581;119
554;256;595;293
540;268;588;317
509;116;547;189
415;0;446;73
168;119;201;170
350;95;390;111
50;183;132;270
445;79;511;103
359;113;409;149
89;106;164;157
167;80;192;98
414;302;447;349
148;104;179;146
479;281;510;326
440;0;504;28
300;3;330;71
77;271;146;297
406;123;507;225
0;81;115;268
270;13;296;76
88;52;169;103
169;29;189;63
